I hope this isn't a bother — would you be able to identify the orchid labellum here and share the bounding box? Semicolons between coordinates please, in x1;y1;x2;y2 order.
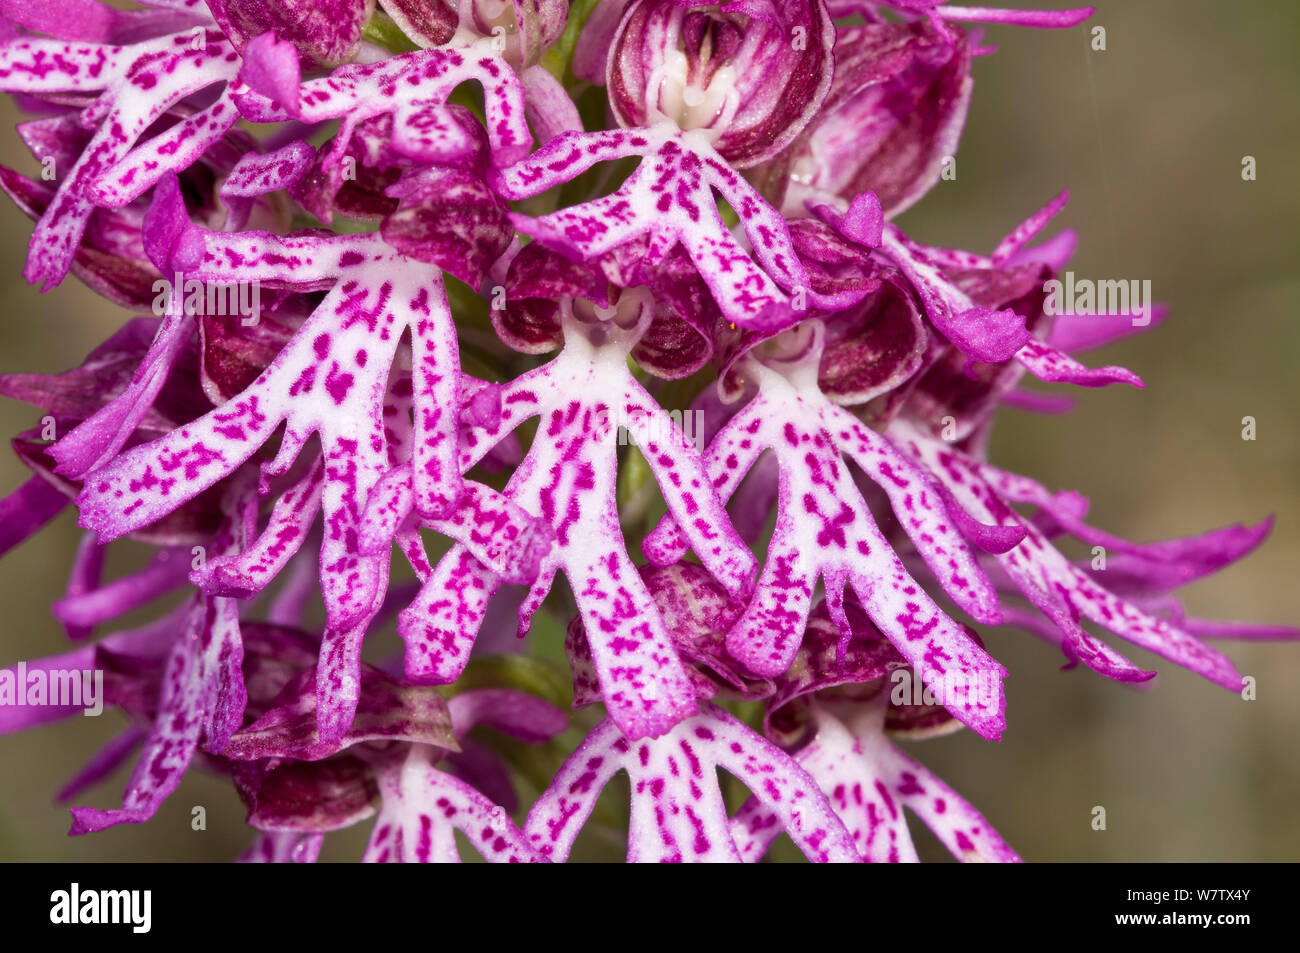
0;0;1292;865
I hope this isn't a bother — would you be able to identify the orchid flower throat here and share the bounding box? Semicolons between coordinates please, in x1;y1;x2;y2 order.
457;0;523;62
646;7;747;136
570;286;655;334
750;319;826;388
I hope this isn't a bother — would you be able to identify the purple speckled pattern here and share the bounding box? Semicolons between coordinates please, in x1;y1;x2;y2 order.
68;479;252;834
219;139;314;228
647;323;1007;739
732;698;1020;863
892;420;1247;690
364;745;543;863
525;702;856;862
493;125;812;331
399;308;754;740
0;26;243;289
0;0;1293;862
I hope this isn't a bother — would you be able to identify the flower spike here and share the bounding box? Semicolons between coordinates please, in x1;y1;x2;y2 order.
0;0;1290;864
648;321;1007;739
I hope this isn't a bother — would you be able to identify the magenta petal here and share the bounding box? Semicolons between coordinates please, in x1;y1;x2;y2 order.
194;456;325;598
840;191;884;248
49;312;193;479
360;464;556;585
236;754;379;833
990;188;1070;263
1047;305;1170;353
447;688;569;744
767;20;970;216
315;562;389;748
423;483;556;585
76;234;465;631
90;90;242;209
829;404;1001;624
521;64;583;144
224;662;456;762
410;316;749;740
1179;617;1300;642
0;0;207;43
53;546;190;630
238;30;302;115
1015;338;1143;388
0;644;96;735
399;544;500;685
381;165;513;288
880;224;1030;363
69;581;246;831
58;532;107;641
15;113;94;180
141;172;206;273
1097;518;1275;596
207;0;372;67
571;0;625;83
896;423;1245;691
242;47;533;166
0;475;69;559
1000;388;1075;414
621;379;756;598
934;5;1094;30
651;329;1007;739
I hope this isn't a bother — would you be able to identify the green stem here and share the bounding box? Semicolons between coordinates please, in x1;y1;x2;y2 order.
545;0;605;82
361;12;421;54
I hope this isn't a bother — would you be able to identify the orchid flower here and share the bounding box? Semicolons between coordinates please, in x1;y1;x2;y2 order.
66;476;254;834
0;12;243;290
732;598;1018;862
76;210;557;744
646;320;1008;740
0;0;1293;863
491;0;839;331
494;125;816;332
399;295;755;740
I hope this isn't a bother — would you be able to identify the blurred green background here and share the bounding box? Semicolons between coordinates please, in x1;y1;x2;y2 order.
1;1;1297;861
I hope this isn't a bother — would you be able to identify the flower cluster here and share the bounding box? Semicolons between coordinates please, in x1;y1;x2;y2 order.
0;0;1292;862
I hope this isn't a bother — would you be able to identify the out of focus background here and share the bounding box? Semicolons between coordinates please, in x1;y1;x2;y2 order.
0;1;1296;861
